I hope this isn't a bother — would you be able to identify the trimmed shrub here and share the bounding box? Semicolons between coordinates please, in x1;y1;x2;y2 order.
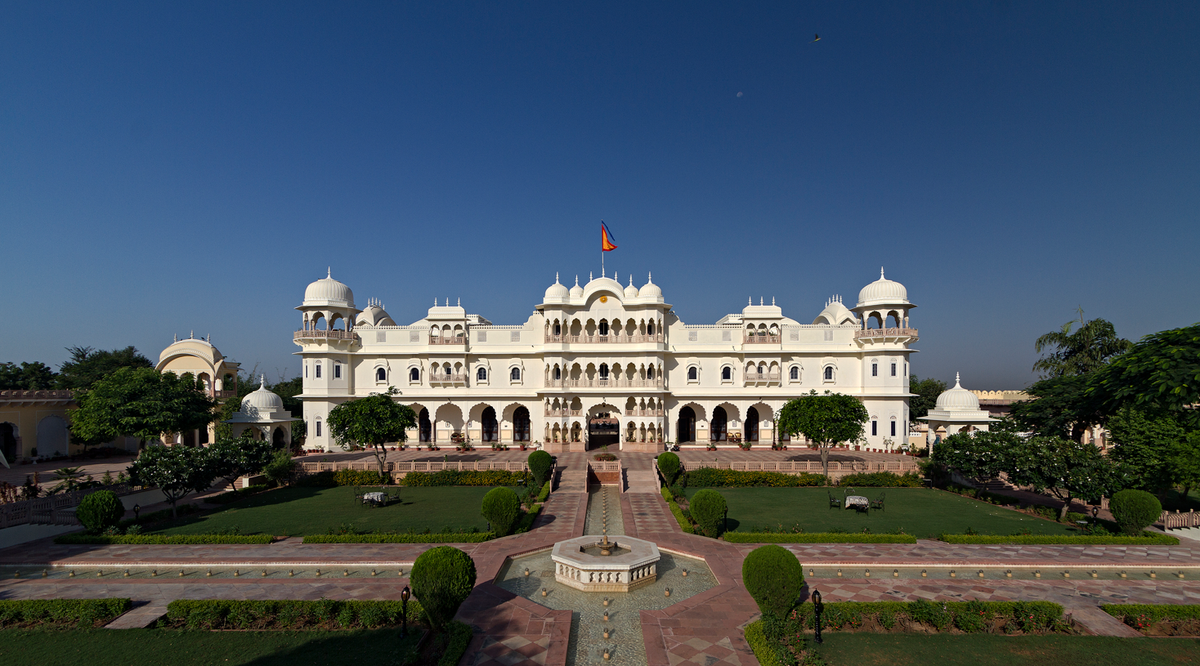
163;599;423;630
1102;604;1200;632
686;468;826;487
481;486;521;536
726;532;917;544
410;546;477;631
836;471;923;488
76;490;125;533
742;545;804;617
334;469;388;486
528;450;553;487
439;621;474;666
789;600;1064;634
1110;489;1162;535
940;533;1177;545
689;489;727;537
661;487;694;533
55;534;273;545
536;480;551;502
0;598;132;628
657;452;681;486
304;532;494;544
402;469;530;486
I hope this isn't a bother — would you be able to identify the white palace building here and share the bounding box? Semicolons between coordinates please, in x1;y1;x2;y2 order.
294;269;918;453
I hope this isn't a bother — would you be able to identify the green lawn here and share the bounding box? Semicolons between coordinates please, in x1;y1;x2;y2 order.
0;629;421;666
154;486;510;536
684;487;1083;539
812;633;1200;666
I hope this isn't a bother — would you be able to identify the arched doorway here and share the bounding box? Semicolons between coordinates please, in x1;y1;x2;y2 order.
0;423;17;462
513;406;530;442
418;408;432;442
272;426;286;449
745;407;759;442
588;407;619;450
711;406;727;442
481;406;499;442
677;407;696;444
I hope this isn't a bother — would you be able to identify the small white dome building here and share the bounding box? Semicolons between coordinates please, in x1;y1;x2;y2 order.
225;377;298;448
918;373;995;447
545;274;570;302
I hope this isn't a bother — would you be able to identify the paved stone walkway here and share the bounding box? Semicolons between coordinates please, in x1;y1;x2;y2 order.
4;451;1200;665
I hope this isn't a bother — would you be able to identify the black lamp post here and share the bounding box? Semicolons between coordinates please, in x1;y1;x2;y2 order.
133;504;140;521
812;590;824;644
400;585;411;636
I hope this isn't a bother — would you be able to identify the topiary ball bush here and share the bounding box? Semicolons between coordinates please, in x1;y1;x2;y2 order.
76;490;125;533
481;486;522;537
657;452;681;486
1110;489;1162;535
742;545;804;617
528;450;553;488
689;488;728;538
409;546;477;631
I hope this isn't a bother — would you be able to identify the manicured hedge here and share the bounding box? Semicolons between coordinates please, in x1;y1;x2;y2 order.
439;621;474;666
686;468;827;488
402;470;530;487
657;452;681;486
1102;604;1200;630
690;489;727;537
528;450;553;488
76;490;125;533
481;487;521;536
725;532;917;544
743;621;783;666
939;533;1178;545
661;487;694;534
515;503;543;534
163;599;424;630
788;600;1065;634
743;545;805;616
0;598;132;629
836;472;923;488
303;531;494;544
55;534;274;545
1110;489;1163;535
535;480;551;503
335;469;390;486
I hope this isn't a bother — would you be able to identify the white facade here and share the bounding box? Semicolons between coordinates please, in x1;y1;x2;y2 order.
294;269;918;453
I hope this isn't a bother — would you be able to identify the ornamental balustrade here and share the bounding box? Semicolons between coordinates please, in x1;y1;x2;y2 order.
1161;509;1200;530
744;334;781;344
428;374;469;386
854;327;919;340
547;378;665;389
544;333;664;344
665;459;919;476
0;484;134;528
743;373;781;385
544;408;586;417
428;335;466;345
294;330;359;341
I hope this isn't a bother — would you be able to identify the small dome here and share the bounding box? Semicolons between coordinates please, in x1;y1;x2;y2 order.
640;272;663;300
545;273;569;300
857;268;908;307
935;373;981;412
813;295;856;326
303;268;355;308
623;274;639;298
569;275;584;298
356;299;395;327
240;377;285;417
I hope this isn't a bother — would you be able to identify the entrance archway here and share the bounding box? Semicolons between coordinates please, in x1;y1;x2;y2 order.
272;426;286;449
711;406;728;442
513;406;530;442
481;406;499;442
677;407;696;444
587;407;619;450
0;423;17;463
418;408;432;442
746;407;759;442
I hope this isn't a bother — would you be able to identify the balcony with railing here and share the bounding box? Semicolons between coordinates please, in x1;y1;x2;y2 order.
294;329;359;342
546;378;665;389
429;335;466;345
854;327;919;341
744;334;781;344
544;333;665;344
428;374;469;386
544;408;585;417
743;373;781;386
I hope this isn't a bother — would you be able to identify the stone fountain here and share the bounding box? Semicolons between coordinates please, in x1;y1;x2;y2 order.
551;534;660;593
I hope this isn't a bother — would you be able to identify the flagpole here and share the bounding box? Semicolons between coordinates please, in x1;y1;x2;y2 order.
601;250;605;278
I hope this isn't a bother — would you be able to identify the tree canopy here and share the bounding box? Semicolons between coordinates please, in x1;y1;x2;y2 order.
777;391;867;484
1007;436;1117;519
908;375;947;419
128;445;217;517
1090;323;1200;429
0;361;58;390
1032;311;1132;379
206;434;276;489
327;390;416;478
70;367;216;446
57;346;153;390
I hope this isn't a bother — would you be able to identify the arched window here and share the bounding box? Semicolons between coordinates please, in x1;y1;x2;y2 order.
553;367;561;380
554;322;561;336
871;420;878;437
510;367;521;381
599;363;610;380
647;366;655;380
721;367;732;381
476;367;487;381
647;321;655;336
599;320;609;336
334;362;342;379
375;368;386;382
824;366;833;381
444;364;452;375
409;368;420;381
872;363;878;377
315;363;322;378
891;362;897;377
687;367;698;381
790;366;799;380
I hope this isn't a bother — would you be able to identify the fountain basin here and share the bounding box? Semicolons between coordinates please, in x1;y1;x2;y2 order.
551;535;660;593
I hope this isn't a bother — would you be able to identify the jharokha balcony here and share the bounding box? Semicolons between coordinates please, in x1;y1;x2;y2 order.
854;327;919;341
544;333;664;344
546;378;665;389
743;334;781;344
429;374;469;386
294;329;359;341
429;335;466;345
743;373;781;386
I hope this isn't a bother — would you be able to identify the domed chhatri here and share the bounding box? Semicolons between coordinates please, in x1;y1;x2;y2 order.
857;267;910;307
224;376;298;447
919;372;995;446
936;373;981;412
544;273;570;301
569;275;584;298
623;274;639;299
639;272;663;301
355;298;396;327
241;376;286;417
303;268;356;308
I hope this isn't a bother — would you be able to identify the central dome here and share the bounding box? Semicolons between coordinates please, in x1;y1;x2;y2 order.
240;377;285;418
303;269;355;308
935;374;981;412
857;268;909;307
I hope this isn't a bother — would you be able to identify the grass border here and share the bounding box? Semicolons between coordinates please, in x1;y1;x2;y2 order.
303;532;494;544
939;532;1178;545
725;532;917;544
54;534;273;545
0;598;133;628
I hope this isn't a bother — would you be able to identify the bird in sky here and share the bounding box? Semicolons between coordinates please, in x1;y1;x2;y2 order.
812;34;820;43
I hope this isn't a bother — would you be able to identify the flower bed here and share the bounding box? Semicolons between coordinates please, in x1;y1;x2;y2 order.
1102;604;1200;635
0;598;132;629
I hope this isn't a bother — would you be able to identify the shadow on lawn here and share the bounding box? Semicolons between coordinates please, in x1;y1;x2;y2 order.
153;486;402;534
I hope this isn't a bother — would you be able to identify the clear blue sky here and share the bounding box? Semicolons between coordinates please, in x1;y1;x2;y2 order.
2;2;1197;389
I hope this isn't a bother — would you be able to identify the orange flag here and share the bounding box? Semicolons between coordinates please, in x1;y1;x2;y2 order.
601;221;618;252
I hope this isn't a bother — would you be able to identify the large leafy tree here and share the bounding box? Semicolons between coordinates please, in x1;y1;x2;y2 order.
1169;433;1200;501
931;425;1021;485
70;367;216;447
908;375;947;419
1090;323;1200;429
57;346;153;390
327;389;416;478
206;434;276;490
1032;310;1132;379
1106;408;1185;493
128;445;217;517
1006;436;1116;520
1011;374;1108;441
0;361;58;390
777;391;868;485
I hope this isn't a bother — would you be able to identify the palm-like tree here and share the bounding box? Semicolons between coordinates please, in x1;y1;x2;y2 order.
1033;308;1132;378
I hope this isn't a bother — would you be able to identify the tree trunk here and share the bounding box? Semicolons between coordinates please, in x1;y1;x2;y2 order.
1058;494;1071;521
372;445;388;483
820;445;830;487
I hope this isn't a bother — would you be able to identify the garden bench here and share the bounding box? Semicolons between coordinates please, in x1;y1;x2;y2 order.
871;492;885;511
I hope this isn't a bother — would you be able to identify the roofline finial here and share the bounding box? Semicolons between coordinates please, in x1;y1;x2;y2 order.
328;267;332;278
880;266;885;279
260;374;266;388
955;372;961;387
